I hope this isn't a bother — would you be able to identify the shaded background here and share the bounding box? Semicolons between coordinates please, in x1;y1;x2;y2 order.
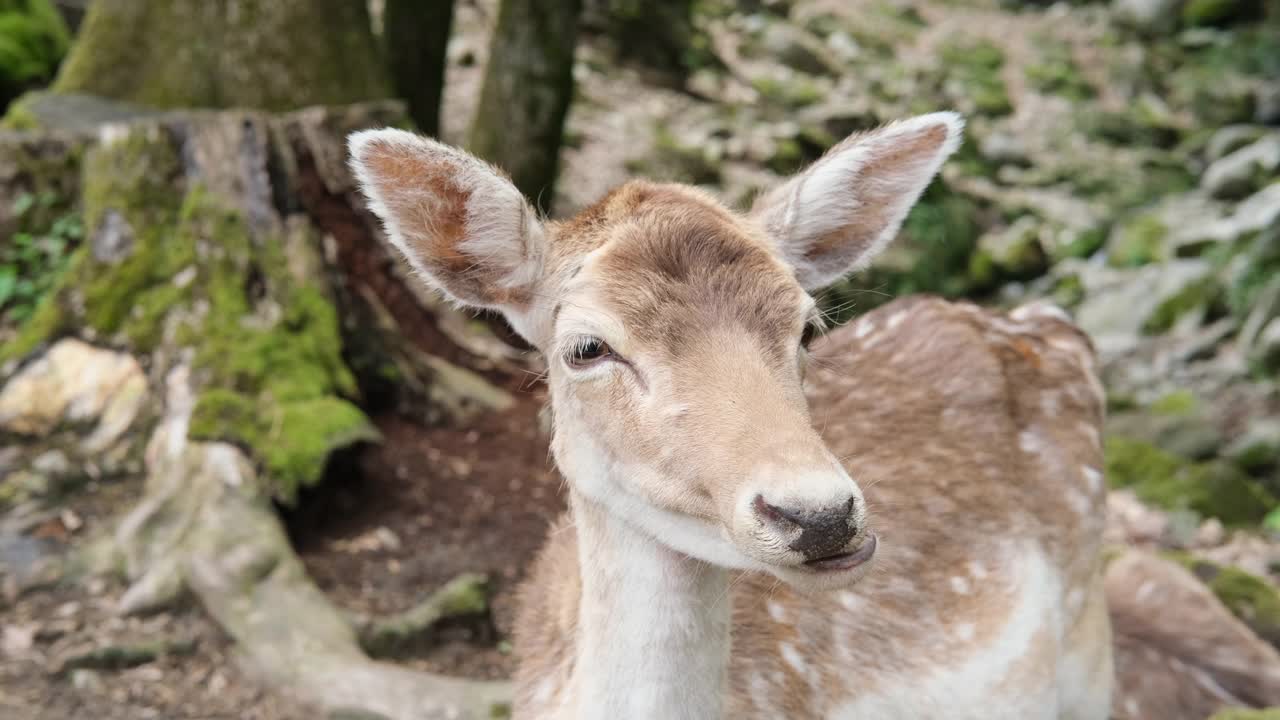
0;0;1278;718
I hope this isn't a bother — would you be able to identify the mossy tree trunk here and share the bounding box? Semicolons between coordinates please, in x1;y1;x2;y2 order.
468;0;582;215
0;101;519;718
51;0;389;111
384;0;455;137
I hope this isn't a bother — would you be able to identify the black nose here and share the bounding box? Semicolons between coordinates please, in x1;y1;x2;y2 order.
753;495;860;560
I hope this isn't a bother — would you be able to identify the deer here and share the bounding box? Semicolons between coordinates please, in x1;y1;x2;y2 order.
348;111;1114;719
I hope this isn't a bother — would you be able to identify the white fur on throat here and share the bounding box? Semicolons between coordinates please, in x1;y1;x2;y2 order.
570;491;733;720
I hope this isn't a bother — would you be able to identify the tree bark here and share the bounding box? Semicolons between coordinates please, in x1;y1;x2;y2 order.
384;0;456;137
51;0;390;111
468;0;582;215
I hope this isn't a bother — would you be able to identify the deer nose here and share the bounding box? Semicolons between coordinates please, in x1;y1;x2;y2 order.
753;494;861;560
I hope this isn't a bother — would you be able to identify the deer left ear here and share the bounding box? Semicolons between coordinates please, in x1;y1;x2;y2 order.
750;112;964;291
348;128;550;342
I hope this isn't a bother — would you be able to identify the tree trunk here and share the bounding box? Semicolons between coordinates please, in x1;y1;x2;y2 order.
384;0;455;137
0;100;520;719
51;0;390;111
468;0;582;215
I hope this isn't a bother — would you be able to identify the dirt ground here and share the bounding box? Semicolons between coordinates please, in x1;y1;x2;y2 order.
1;389;565;719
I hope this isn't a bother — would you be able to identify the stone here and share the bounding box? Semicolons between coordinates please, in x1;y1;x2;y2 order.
1201;134;1280;201
1114;0;1184;32
90;209;135;264
0;339;146;442
974;217;1049;281
1251;318;1280;375
1075;260;1215;358
753;22;843;76
1225;420;1280;473
1257;83;1280;126
1207;125;1271;163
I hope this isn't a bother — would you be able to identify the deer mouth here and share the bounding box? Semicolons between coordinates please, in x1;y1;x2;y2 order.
803;533;878;572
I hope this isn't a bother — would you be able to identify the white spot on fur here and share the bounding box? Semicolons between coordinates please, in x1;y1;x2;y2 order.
1018;430;1045;455
780;642;809;678
967;561;989;580
838;591;863;612
954;622;976;641
1082;466;1103;492
854;320;875;338
950;576;972;595
767;600;788;623
886;311;907;330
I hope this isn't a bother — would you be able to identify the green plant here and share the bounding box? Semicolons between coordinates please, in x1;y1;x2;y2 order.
0;191;81;325
0;0;70;113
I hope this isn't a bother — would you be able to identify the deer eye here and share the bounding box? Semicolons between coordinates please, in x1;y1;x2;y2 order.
567;337;614;368
800;324;819;350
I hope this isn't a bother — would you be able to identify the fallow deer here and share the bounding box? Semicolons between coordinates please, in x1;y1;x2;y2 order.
349;112;1114;719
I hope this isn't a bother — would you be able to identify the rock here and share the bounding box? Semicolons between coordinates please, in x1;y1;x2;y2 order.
1201;134;1280;201
1207;125;1272;163
1257;83;1280;126
1226;420;1280;473
752;22;843;76
978;130;1030;167
1251;318;1280;375
69;668;103;692
1075;260;1215;357
0;339;148;453
90;209;135;264
972;217;1049;282
1113;0;1185;33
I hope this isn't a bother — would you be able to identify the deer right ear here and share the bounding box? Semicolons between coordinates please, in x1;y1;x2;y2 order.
348;129;548;339
750;112;964;290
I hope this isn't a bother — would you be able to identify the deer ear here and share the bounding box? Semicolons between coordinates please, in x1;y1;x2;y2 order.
750;112;964;290
348;129;547;338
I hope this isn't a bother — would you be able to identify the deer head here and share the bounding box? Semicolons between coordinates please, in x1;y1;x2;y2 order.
349;112;963;592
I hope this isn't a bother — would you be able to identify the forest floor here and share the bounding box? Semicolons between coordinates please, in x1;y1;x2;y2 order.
1;386;562;718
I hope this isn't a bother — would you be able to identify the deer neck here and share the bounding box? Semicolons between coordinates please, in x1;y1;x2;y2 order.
569;489;732;720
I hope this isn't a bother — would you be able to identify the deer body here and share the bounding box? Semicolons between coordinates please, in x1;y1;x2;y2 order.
515;297;1113;720
349;112;1113;720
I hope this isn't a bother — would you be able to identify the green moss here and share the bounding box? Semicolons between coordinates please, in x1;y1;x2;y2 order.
0;0;70;113
1026;38;1094;102
938;39;1012;117
1143;277;1222;334
1108;214;1168;268
1182;0;1258;26
751;75;823;109
1149;390;1200;416
5;125;373;503
1106;435;1276;525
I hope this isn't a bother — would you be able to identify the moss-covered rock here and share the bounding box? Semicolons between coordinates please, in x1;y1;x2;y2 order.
0;0;70;113
1108;213;1169;268
938;39;1012;117
1182;0;1260;26
1106;435;1276;525
1025;38;1094;101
